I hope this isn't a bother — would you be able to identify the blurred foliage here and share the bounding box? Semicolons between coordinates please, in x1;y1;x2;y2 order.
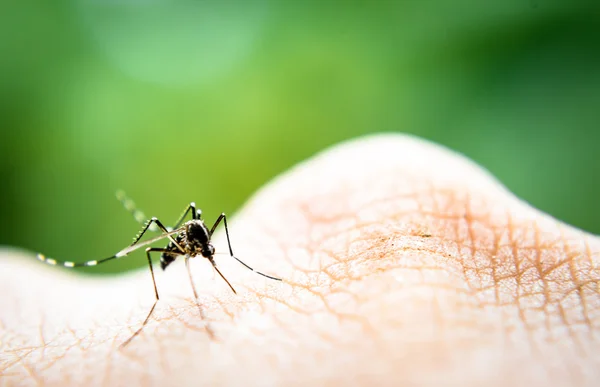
1;1;599;274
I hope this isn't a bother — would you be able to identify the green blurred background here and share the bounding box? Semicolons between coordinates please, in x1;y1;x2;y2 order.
1;1;599;274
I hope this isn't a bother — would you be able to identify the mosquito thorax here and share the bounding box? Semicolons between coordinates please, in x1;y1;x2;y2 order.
185;219;210;246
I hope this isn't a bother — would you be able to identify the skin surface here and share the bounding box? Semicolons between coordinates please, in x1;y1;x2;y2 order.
1;134;599;387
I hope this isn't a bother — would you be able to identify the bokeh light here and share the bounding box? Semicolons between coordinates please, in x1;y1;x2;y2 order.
1;1;598;273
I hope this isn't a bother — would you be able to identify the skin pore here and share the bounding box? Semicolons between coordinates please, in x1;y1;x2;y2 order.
1;134;599;386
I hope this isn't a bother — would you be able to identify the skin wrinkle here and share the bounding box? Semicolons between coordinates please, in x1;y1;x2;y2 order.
1;134;600;386
464;192;482;293
506;210;539;355
243;135;599;382
1;347;36;380
268;189;499;361
533;220;554;339
564;228;595;333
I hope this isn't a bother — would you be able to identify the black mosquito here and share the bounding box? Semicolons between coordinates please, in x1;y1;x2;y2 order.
37;191;282;347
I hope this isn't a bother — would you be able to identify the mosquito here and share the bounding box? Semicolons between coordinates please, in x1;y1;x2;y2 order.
36;191;282;347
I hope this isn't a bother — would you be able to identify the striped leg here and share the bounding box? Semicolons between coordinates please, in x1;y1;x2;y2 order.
36;252;112;268
209;213;282;281
172;202;201;230
116;190;158;232
37;217;181;268
117;191;201;232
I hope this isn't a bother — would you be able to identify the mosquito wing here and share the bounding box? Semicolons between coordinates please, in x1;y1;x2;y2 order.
115;228;183;257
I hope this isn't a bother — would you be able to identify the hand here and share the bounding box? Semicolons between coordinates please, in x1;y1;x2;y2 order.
1;134;599;386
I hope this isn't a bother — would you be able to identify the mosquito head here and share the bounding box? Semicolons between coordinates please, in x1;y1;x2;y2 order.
202;243;215;258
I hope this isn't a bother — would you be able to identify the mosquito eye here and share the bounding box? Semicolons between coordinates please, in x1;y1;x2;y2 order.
203;245;215;257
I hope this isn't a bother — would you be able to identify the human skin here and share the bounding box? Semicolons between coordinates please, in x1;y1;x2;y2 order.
1;134;599;387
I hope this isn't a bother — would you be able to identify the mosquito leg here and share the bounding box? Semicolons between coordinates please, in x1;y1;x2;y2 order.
37;252;123;268
208;258;237;294
172;202;201;230
120;247;166;348
185;257;216;339
208;213;226;244
209;213;282;281
115;190;159;232
130;217;185;253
